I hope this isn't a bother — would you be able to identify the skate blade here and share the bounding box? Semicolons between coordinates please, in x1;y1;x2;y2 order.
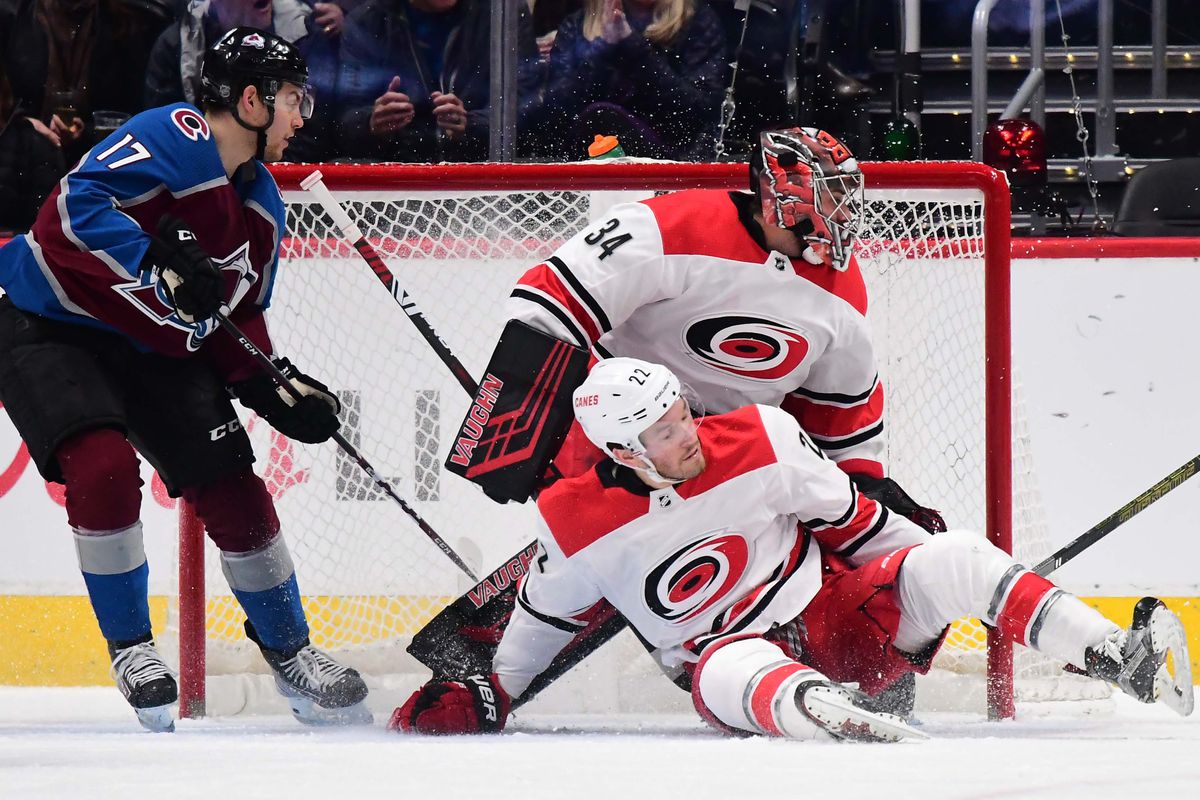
286;696;374;727
134;704;176;733
803;686;929;742
1149;606;1194;716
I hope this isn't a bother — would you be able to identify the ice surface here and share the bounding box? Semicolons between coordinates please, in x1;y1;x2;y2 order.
2;688;1198;799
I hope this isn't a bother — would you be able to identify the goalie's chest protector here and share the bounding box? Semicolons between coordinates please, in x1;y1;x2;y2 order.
600;191;871;413
538;406;823;663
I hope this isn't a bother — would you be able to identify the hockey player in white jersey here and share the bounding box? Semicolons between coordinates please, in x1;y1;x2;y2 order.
511;127;924;508
423;126;938;716
396;358;1193;739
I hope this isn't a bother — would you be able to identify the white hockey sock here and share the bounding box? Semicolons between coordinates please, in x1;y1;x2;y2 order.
1026;593;1120;670
895;529;1023;652
894;529;1119;669
693;636;831;740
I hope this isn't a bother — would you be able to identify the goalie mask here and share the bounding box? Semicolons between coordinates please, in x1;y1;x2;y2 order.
756;127;864;271
573;358;704;485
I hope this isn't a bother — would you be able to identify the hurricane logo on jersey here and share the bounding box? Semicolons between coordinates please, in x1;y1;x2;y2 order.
684;315;810;381
644;531;750;624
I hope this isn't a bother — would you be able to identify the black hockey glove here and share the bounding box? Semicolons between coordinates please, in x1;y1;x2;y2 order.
142;215;224;323
851;474;947;533
231;358;342;444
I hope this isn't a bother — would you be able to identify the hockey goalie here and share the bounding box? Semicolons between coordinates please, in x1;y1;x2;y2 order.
395;358;1193;741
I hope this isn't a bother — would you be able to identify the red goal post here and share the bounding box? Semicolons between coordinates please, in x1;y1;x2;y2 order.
177;161;1020;720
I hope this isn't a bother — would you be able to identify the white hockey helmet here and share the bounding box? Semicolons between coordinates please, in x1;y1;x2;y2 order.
572;357;683;460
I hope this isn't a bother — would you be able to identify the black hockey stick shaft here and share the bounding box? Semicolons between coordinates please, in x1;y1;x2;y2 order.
300;171;479;396
1033;453;1200;576
213;309;479;582
302;172;569;487
301;175;598;693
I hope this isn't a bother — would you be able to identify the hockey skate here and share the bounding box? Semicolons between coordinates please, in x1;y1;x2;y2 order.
1084;596;1194;716
797;680;929;742
246;622;372;726
109;639;178;733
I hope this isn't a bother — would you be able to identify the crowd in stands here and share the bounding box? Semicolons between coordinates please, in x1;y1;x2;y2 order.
2;0;817;232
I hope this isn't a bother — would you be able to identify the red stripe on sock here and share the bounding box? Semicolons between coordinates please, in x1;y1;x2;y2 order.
996;571;1056;646
749;663;807;736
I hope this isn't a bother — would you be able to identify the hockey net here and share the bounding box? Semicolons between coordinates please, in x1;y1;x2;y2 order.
168;162;1105;721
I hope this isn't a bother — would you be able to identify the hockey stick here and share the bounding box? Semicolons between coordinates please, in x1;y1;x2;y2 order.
1032;453;1200;577
299;171;617;702
213;308;479;582
299;170;479;396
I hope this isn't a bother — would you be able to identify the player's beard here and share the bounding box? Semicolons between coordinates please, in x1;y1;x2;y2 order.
264;135;289;163
659;442;706;482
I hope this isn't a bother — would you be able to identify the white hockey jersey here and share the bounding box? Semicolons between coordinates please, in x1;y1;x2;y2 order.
492;404;931;699
507;189;887;478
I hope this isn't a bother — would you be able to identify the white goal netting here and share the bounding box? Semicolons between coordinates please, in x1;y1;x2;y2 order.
167;163;1106;718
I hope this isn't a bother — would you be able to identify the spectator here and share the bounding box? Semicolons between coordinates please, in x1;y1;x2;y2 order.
144;0;345;161
0;0;165;167
337;0;541;162
529;0;581;62
538;0;726;161
0;75;63;233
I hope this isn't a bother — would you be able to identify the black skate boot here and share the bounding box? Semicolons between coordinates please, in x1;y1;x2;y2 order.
108;637;178;733
1084;597;1194;716
245;621;372;725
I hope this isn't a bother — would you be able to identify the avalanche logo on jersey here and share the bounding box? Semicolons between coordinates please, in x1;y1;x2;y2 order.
111;242;257;350
683;314;811;382
170;108;210;142
643;531;751;624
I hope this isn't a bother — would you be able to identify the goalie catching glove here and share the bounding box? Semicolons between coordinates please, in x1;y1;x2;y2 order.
389;673;511;734
231;358;342;444
142;215;225;323
852;474;946;533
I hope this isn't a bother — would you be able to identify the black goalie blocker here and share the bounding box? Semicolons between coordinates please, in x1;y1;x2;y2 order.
444;320;589;503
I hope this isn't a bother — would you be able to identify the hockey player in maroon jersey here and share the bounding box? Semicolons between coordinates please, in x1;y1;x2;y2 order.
395;358;1193;739
0;28;369;731
422;126;940;715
